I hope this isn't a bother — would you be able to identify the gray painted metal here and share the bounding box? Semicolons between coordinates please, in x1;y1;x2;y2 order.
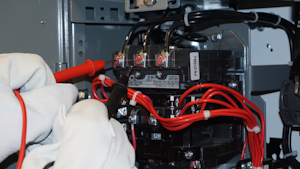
0;0;65;72
0;0;286;167
251;65;290;92
70;23;87;90
125;0;180;13
82;24;134;97
71;0;139;24
216;155;240;169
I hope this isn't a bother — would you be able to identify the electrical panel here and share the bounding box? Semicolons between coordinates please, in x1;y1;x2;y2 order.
0;0;299;169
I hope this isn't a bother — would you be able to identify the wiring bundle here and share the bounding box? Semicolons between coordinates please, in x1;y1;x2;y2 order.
120;10;298;62
92;76;265;168
13;8;300;169
100;9;300;168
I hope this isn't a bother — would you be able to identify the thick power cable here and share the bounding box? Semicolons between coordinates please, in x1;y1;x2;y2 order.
122;10;298;61
282;126;300;169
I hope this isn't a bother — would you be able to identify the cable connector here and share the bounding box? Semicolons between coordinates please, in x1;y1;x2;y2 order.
283;150;298;159
203;110;210;120
114;51;125;68
99;74;109;87
246;126;261;134
130;91;142;106
156;51;169;67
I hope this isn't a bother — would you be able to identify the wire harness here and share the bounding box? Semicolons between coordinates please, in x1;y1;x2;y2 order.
121;10;298;61
92;77;265;168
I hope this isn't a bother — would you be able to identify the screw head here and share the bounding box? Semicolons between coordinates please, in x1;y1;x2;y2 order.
117;107;127;118
78;91;89;100
135;71;141;79
184;150;193;160
228;82;237;89
211;33;222;42
128;115;137;124
156;71;162;79
143;0;157;6
148;116;157;126
257;26;264;31
246;161;252;169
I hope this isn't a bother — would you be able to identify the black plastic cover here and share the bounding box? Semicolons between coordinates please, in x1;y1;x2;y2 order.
279;81;300;126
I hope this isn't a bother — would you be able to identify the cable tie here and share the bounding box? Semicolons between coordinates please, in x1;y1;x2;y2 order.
170;96;174;101
130;91;142;106
270;13;281;26
283;151;298;159
246;126;260;134
249;11;258;23
184;7;192;27
203;110;210;120
98;74;110;87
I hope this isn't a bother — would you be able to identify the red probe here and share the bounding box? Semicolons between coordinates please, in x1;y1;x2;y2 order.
16;59;107;168
54;60;106;83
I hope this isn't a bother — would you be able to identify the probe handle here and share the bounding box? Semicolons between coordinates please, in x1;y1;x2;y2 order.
54;60;105;82
105;66;133;119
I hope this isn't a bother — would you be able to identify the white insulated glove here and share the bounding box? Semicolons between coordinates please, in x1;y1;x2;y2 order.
0;53;78;162
22;99;136;169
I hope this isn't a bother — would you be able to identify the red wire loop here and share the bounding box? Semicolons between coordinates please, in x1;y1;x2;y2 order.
92;77;265;167
13;91;27;169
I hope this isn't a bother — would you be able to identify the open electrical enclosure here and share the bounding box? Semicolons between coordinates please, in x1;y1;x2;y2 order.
1;0;300;169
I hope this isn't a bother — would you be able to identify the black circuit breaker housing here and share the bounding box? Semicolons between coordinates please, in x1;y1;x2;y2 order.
279;80;300;126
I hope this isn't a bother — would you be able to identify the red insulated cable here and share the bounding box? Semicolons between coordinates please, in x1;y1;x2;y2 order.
131;124;136;151
92;81;107;103
54;60;105;83
98;79;256;126
141;94;153;106
240;136;248;160
100;85;109;99
200;90;260;164
92;78;264;167
200;90;239;112
179;84;265;134
177;84;264;166
13;91;27;169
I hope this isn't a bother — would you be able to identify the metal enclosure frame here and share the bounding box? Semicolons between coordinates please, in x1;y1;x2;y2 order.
0;0;293;168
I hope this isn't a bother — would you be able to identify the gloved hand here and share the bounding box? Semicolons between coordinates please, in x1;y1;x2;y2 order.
0;53;78;162
22;99;136;169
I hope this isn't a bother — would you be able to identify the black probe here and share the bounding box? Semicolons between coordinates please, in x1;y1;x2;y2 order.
105;66;133;119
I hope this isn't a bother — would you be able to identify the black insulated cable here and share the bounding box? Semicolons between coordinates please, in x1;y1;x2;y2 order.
282;125;300;169
143;24;159;52
122;10;299;61
121;15;184;53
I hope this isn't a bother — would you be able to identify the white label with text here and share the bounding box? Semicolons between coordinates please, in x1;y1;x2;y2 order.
190;52;200;81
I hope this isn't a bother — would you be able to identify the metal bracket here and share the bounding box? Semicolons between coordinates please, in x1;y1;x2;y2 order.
125;0;180;13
